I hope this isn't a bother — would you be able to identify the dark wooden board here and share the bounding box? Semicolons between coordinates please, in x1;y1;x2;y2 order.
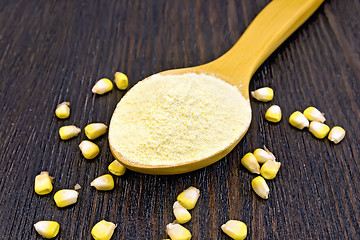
0;0;359;239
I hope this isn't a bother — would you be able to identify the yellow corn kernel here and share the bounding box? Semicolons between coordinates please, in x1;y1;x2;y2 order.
221;220;247;240
328;126;345;144
251;176;269;199
303;107;325;123
114;72;128;90
55;102;70;119
289;111;309;130
265;105;282;123
166;223;191;240
34;172;53;195
177;186;200;210
108;160;126;176
92;78;113;94
85;123;108;140
309;121;330;139
260;161;281;180
59;125;81;140
173;201;191;224
79;140;99;159
91;174;114;191
251;87;273;102
34;221;60;239
253;147;275;164
241;153;260;174
54;189;79;208
91;220;117;240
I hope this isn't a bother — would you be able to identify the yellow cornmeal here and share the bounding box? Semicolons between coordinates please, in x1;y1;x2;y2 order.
109;73;251;165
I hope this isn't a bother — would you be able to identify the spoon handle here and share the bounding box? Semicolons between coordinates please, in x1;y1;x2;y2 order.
206;0;323;96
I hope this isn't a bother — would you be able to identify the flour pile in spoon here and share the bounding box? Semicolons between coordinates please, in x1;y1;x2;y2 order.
109;73;251;165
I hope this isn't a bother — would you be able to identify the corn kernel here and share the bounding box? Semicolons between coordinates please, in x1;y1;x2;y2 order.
241;152;260;174
79;140;99;159
34;221;60;239
114;72;128;90
251;87;273;102
251;176;269;199
221;220;247;240
34;172;53;195
309;121;330;139
173;201;191;224
289;111;309;130
85;123;108;140
91;220;117;240
328;126;345;144
265;105;282;123
108;160;126;176
166;223;191;240
55;102;70;119
260;161;281;180
91;174;114;191
177;186;200;210
54;189;79;208
303;107;325;123
92;78;113;94
253;147;275;164
59;125;81;140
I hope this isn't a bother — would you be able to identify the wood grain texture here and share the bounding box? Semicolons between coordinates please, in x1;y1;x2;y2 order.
0;0;359;239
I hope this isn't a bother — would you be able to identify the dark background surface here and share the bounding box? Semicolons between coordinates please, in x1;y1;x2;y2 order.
0;0;359;239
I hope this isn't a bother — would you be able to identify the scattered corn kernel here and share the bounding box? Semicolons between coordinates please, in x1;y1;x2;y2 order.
289;111;309;130
91;174;114;191
166;223;191;240
251;176;269;199
309;121;330;139
54;189;79;208
173;201;192;224
303;107;325;123
92;78;113;94
241;152;260;174
55;102;70;119
91;220;117;240
74;183;82;190
34;171;53;195
108;160;126;176
85;123;108;140
221;220;247;240
114;72;128;90
34;221;60;239
253;147;275;164
59;125;81;140
251;87;274;102
328;126;345;144
260;161;281;180
79;140;99;159
265;105;282;123
177;186;200;210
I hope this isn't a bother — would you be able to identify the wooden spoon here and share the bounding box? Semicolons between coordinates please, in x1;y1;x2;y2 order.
109;0;324;174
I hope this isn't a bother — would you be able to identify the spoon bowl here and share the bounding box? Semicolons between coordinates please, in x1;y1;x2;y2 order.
109;0;324;174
